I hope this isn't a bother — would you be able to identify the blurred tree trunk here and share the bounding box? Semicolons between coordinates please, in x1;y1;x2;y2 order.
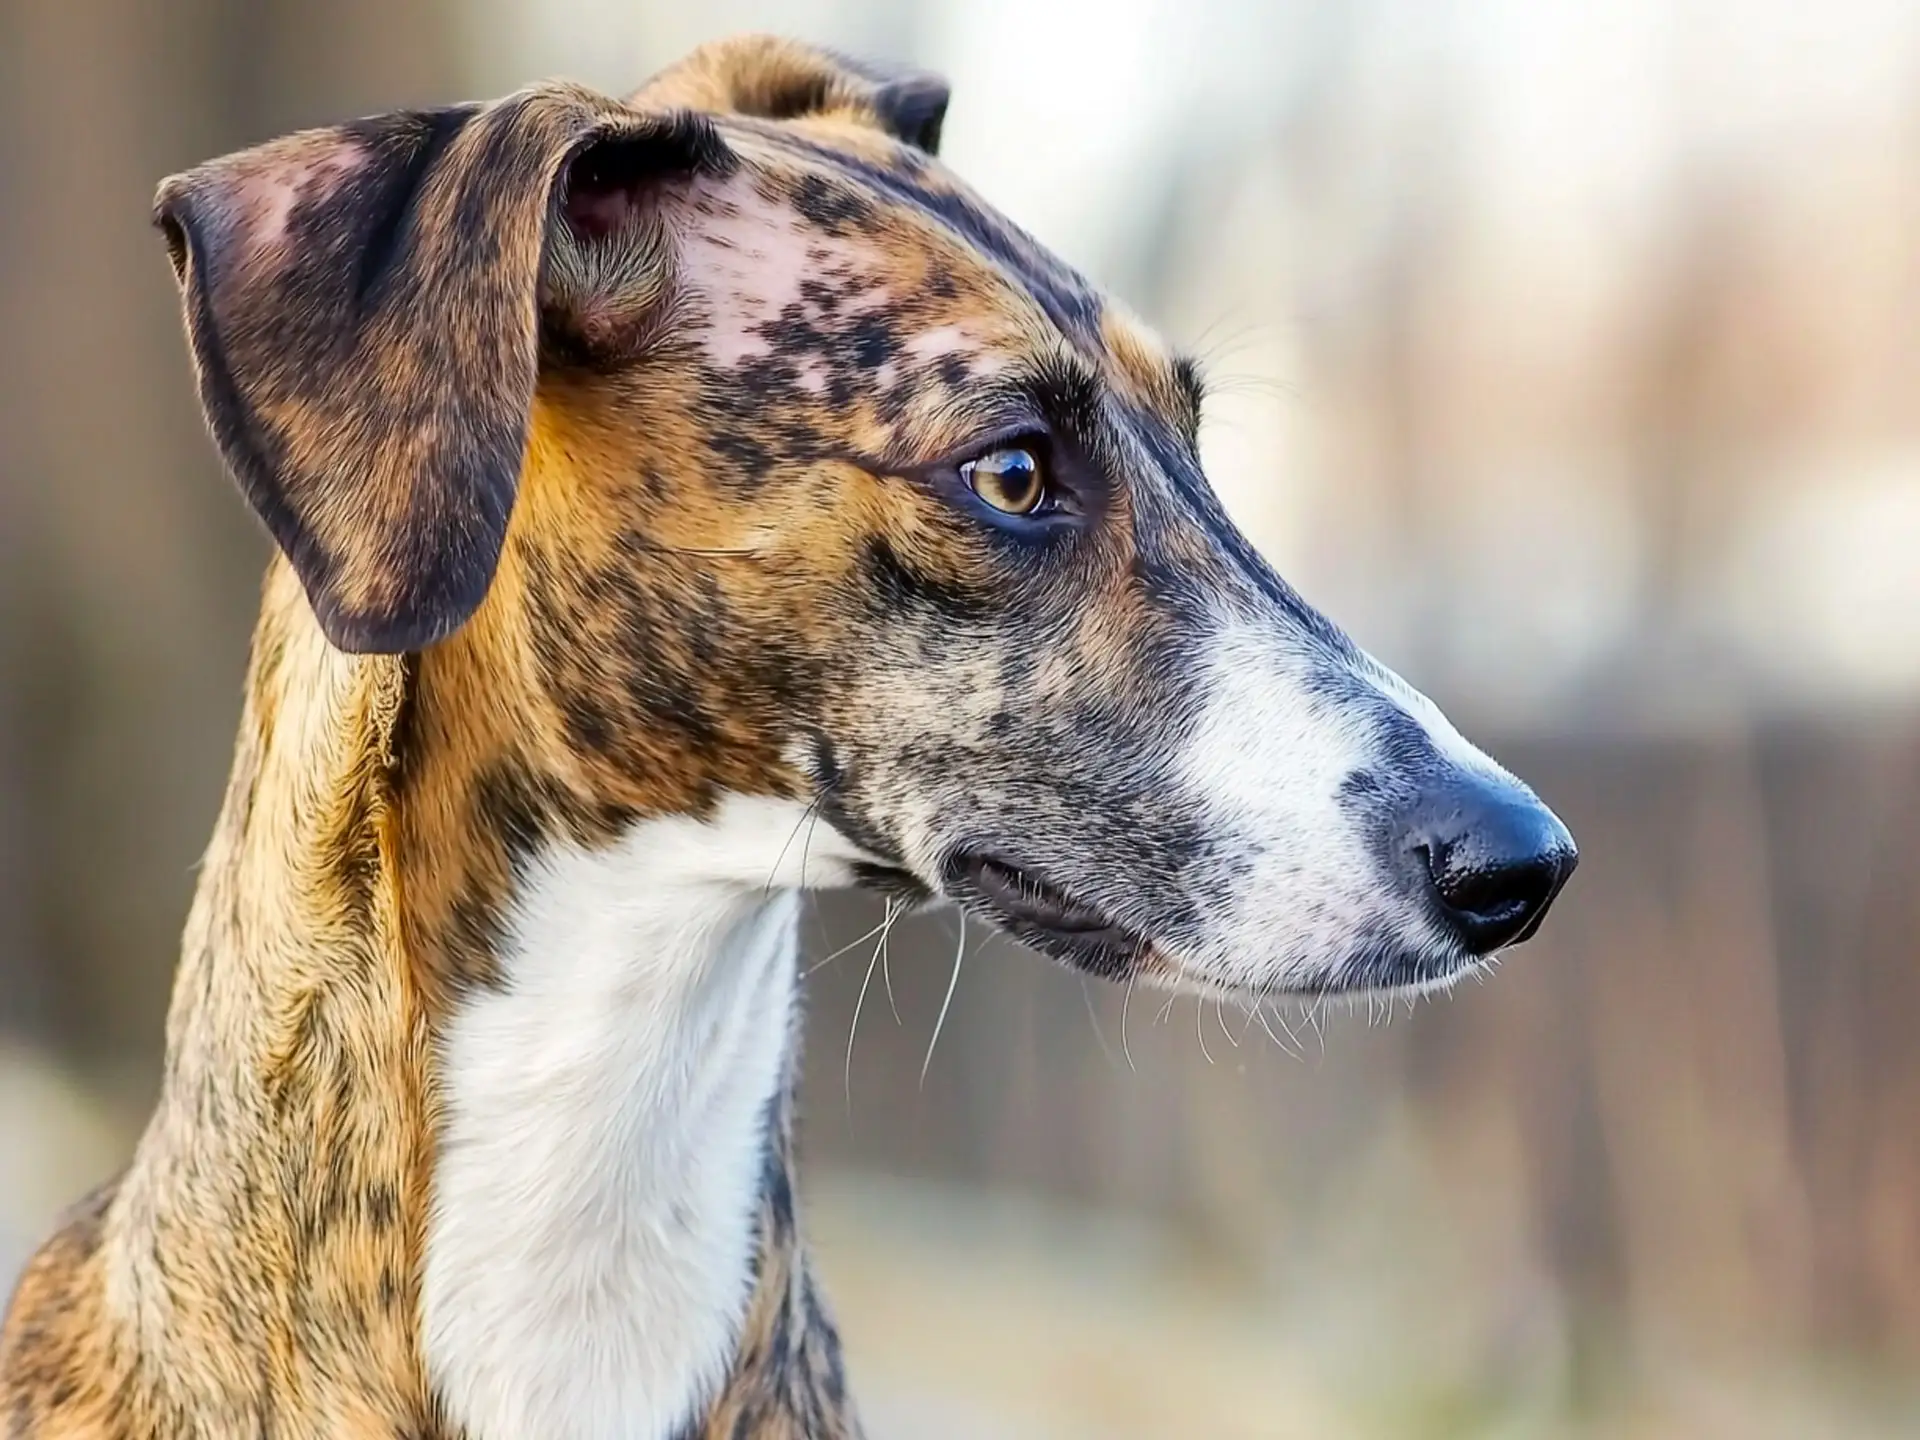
0;0;462;1114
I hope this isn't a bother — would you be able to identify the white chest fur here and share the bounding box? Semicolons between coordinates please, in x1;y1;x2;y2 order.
422;796;863;1440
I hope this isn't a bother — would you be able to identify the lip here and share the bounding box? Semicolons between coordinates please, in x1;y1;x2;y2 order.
945;851;1143;977
941;853;1492;998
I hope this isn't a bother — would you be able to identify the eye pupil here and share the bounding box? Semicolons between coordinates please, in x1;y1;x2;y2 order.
964;445;1046;515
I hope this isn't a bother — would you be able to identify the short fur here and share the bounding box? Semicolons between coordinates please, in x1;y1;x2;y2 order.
2;32;1572;1439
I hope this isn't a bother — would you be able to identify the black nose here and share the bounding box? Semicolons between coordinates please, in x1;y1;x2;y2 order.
1400;773;1577;955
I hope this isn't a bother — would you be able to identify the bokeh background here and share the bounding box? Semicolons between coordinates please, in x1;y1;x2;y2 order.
6;1;1920;1435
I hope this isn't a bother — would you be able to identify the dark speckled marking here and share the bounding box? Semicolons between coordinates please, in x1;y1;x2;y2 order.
2;27;1439;1440
787;172;877;233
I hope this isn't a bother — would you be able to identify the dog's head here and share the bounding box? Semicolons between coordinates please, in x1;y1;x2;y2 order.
156;35;1574;1000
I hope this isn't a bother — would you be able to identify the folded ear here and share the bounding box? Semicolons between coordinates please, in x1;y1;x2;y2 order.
632;34;950;155
155;83;734;654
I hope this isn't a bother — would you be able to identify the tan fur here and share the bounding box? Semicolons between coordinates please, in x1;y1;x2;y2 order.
3;573;438;1435
0;36;937;1435
0;31;1255;1439
3;533;859;1437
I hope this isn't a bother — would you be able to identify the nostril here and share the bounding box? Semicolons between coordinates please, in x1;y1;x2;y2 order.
1397;776;1578;957
1424;843;1561;950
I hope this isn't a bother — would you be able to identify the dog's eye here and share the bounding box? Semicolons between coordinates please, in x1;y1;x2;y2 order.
961;445;1047;516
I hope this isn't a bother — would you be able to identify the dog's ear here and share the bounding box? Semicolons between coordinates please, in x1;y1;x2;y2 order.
154;83;734;654
633;35;950;156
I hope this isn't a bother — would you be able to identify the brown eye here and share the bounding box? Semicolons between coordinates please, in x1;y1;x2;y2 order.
960;445;1047;515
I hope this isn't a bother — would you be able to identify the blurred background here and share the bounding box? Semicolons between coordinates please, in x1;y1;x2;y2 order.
5;1;1920;1435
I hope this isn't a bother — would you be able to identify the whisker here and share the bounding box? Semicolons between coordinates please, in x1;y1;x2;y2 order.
1188;314;1271;372
1258;999;1306;1061
798;782;828;890
1277;1004;1309;1057
765;789;827;895
1235;994;1266;1047
1251;1002;1287;1057
920;910;969;1087
1080;977;1121;1073
844;899;900;1112
874;898;906;1025
876;886;905;1026
1216;996;1241;1050
806;915;890;977
881;922;903;1026
1305;996;1328;1055
1195;995;1215;1065
1233;984;1268;1046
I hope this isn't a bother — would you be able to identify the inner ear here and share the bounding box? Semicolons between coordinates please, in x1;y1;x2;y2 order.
564;144;652;240
561;113;734;241
545;113;734;360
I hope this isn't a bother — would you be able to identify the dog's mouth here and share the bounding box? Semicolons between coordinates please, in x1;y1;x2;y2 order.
945;851;1145;979
940;850;1487;1000
935;852;1487;1000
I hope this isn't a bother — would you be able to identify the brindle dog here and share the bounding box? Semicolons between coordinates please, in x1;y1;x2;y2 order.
0;34;1576;1440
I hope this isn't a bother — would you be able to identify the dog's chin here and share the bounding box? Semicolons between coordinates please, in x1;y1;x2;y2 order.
1186;926;1491;1002
1242;948;1487;1002
1324;937;1488;997
936;851;1487;1002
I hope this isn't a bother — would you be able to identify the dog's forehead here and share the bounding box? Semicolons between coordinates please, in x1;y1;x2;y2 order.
665;162;1028;380
697;118;1190;410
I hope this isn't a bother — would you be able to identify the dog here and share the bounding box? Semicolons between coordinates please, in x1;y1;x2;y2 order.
0;33;1576;1440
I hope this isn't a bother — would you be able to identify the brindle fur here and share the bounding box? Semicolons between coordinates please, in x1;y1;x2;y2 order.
2;31;1348;1439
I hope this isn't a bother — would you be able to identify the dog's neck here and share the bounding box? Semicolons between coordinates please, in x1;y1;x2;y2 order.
423;816;819;1439
95;572;858;1439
